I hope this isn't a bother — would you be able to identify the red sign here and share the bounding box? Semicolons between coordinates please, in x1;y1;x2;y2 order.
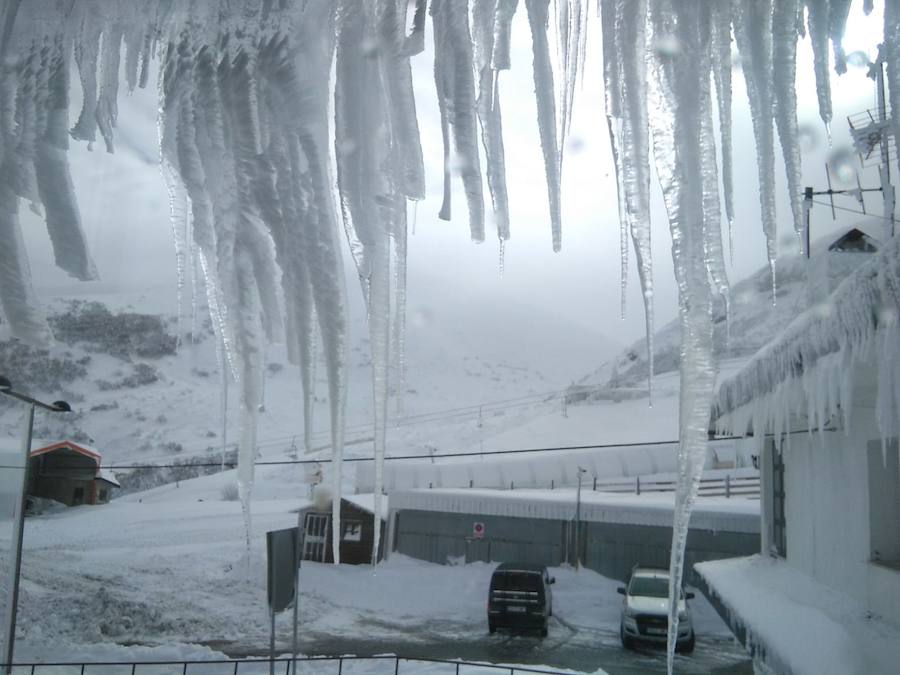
473;522;485;539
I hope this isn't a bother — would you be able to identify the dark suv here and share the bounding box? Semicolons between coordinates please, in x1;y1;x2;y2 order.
487;562;555;637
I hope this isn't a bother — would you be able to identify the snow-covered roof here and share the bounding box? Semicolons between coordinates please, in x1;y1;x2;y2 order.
390;487;759;533
30;440;101;464
344;493;388;521
696;555;900;675
714;234;900;439
357;439;749;493
95;469;120;488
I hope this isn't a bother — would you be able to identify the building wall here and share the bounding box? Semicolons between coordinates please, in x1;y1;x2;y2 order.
782;403;900;627
394;509;757;584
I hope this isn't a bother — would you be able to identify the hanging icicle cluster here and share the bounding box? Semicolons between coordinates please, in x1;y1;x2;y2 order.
0;1;894;668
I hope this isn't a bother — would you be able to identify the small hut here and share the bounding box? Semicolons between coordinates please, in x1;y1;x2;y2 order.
28;441;119;506
299;495;387;565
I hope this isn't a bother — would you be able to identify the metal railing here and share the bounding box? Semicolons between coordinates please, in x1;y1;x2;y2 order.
592;472;760;498
0;656;572;675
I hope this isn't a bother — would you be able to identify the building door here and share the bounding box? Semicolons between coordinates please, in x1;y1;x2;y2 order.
72;487;84;506
302;513;330;562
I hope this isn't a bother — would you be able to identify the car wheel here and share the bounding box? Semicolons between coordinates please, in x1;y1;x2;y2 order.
677;632;695;654
489;622;496;635
620;625;634;650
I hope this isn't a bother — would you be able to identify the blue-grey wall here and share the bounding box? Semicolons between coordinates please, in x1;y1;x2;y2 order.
394;509;758;584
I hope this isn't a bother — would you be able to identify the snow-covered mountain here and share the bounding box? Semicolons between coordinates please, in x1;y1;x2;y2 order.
600;228;880;390
0;285;621;479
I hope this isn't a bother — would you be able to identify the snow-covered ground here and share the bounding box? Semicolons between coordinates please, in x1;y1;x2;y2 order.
10;464;750;674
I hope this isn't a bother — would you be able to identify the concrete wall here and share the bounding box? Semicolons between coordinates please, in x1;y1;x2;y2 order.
782;401;900;628
394;508;758;585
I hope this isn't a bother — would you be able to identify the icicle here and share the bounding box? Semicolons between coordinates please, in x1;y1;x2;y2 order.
557;0;586;151
525;0;562;251
473;0;511;241
773;0;805;240
734;1;778;304
432;0;485;241
646;2;717;671
96;23;123;154
806;0;833;128
710;2;734;249
491;0;519;71
392;222;408;416
600;0;629;318
35;35;98;282
617;0;654;402
70;18;101;146
885;2;900;173
499;237;506;278
828;0;852;75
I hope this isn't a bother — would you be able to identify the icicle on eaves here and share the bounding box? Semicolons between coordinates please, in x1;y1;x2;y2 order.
616;0;655;403
431;0;485;242
734;0;779;305
773;0;805;241
805;0;834;130
699;27;730;332
70;17;101;148
710;1;734;259
828;0;852;75
96;22;123;153
599;0;629;319
473;0;511;242
36;34;98;282
491;0;519;71
525;0;562;252
645;3;716;671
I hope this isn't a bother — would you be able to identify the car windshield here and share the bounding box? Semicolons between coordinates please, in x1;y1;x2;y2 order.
492;572;542;592
628;576;676;598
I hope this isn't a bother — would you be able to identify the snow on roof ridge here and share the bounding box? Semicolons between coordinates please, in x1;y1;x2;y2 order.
714;233;900;441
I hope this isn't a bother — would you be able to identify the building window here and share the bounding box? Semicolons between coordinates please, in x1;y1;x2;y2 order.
342;520;362;542
99;489;108;502
868;440;900;568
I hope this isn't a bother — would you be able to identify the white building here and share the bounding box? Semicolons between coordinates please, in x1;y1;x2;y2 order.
698;233;900;674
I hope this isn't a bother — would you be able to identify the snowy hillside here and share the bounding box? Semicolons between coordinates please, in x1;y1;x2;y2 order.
601;231;879;389
0;286;620;475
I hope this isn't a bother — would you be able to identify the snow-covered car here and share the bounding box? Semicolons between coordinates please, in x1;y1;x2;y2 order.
617;567;695;653
487;562;555;637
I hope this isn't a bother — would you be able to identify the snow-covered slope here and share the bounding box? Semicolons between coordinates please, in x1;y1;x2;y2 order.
0;285;620;475
601;230;879;389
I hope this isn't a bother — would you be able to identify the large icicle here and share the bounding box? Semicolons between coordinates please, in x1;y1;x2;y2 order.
886;1;900;175
806;0;833;129
473;0;511;242
773;0;805;240
525;0;562;251
599;0;629;318
828;0;852;75
646;3;717;670
616;0;654;401
734;0;778;302
710;2;734;250
432;0;485;241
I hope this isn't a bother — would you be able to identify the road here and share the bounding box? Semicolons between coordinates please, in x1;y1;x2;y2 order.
210;613;753;675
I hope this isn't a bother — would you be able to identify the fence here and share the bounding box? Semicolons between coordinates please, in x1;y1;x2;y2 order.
0;657;572;675
591;472;759;498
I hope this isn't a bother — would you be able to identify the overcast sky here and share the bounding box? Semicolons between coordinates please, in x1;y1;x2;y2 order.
20;2;886;358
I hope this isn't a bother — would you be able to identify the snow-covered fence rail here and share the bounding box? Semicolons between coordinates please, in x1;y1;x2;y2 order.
592;468;759;499
1;657;574;675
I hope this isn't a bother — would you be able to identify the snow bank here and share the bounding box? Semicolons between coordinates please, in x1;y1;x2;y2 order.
696;555;900;675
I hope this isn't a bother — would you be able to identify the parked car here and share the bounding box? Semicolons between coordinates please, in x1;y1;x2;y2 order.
487;562;555;637
617;567;695;653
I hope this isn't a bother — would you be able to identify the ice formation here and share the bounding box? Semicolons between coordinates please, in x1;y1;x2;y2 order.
0;0;891;665
645;3;716;669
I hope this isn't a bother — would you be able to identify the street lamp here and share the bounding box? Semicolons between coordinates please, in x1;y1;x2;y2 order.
0;375;70;673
